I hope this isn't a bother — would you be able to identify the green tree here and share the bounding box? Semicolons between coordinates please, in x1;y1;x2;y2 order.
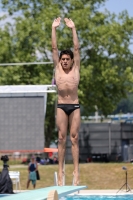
1;0;133;145
113;94;133;114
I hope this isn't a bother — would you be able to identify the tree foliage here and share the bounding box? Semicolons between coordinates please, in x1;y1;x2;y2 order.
113;94;133;114
1;0;133;144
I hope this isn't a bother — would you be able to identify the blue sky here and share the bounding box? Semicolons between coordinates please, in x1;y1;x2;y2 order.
102;0;133;16
101;0;133;52
0;0;133;22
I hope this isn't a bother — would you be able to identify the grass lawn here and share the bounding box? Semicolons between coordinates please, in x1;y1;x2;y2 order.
0;162;133;190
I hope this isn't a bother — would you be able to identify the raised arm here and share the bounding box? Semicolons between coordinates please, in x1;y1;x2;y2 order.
64;18;80;69
52;17;61;67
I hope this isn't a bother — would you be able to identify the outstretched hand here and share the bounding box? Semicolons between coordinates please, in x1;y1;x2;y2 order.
52;17;61;28
64;18;75;29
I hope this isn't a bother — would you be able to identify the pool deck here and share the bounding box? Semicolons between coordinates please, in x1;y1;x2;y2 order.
15;189;133;195
78;189;132;195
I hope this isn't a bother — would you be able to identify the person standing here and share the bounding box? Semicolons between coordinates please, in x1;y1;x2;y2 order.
27;156;38;189
52;17;80;186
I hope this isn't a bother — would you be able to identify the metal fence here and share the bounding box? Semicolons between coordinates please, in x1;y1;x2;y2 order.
65;122;133;162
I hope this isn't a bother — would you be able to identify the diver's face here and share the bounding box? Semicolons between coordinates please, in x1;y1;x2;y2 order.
60;54;73;70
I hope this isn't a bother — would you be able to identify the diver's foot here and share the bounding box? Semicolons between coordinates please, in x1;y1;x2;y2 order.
73;171;79;186
58;171;65;186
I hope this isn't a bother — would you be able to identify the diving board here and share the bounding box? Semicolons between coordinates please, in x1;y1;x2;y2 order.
2;186;87;200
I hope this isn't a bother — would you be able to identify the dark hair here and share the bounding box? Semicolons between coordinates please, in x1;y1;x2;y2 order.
59;49;74;60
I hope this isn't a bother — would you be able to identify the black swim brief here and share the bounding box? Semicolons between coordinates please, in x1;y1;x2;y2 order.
57;104;80;116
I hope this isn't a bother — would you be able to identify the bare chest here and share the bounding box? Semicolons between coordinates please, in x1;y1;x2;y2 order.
55;71;79;86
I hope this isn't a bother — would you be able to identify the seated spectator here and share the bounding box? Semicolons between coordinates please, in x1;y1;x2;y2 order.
53;157;58;164
36;156;41;163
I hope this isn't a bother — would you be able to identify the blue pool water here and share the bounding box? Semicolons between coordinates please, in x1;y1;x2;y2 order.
0;194;10;198
65;195;133;200
1;194;133;200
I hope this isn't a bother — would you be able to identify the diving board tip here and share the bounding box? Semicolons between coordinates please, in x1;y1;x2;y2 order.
47;190;58;200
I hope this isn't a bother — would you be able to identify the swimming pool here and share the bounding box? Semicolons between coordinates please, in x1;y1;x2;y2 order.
65;195;133;200
0;194;11;198
0;194;133;200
